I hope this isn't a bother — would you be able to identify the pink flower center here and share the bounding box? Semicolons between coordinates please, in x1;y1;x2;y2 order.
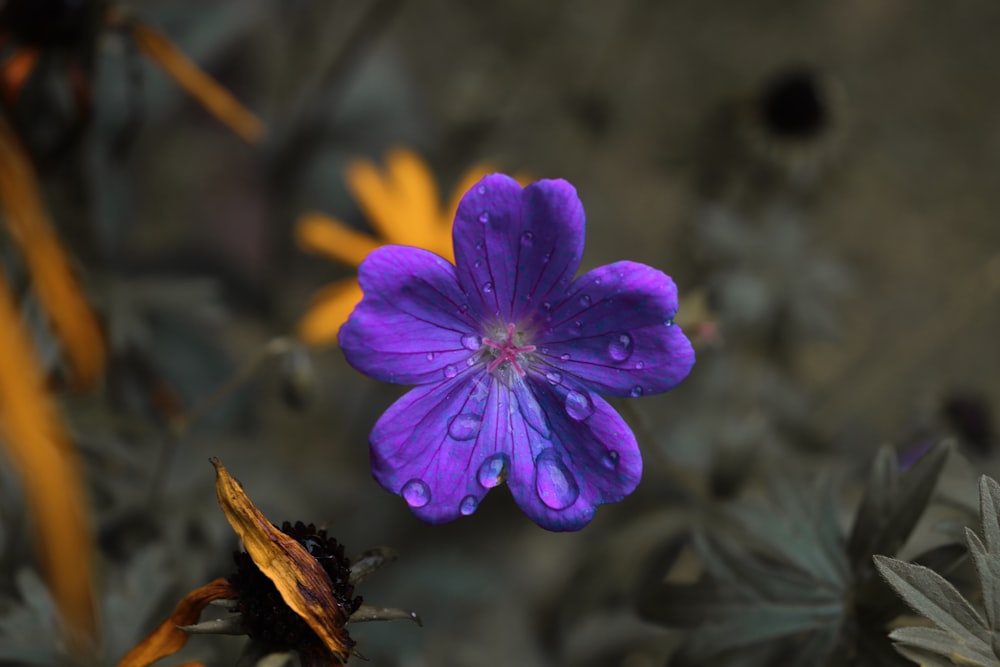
482;323;536;376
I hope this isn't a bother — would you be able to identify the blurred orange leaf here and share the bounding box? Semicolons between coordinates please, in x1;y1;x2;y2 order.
116;578;236;667
211;457;355;662
0;118;106;388
129;19;264;144
0;269;97;653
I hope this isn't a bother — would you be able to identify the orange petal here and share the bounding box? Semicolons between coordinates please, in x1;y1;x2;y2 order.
0;48;39;104
0;119;106;389
0;271;97;654
116;578;236;667
295;213;381;268
296;278;364;347
384;147;441;247
344;156;406;244
211;458;355;662
129;19;264;144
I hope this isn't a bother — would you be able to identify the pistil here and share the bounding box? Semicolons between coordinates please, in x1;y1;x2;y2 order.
482;323;536;376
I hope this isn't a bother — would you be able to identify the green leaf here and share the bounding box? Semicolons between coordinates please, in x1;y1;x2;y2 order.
873;555;991;651
850;444;950;574
888;626;997;666
685;602;845;658
894;643;986;667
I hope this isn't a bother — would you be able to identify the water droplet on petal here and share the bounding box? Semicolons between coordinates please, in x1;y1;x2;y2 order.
535;449;580;510
542;301;552;311
448;413;482;440
401;479;430;508
515;390;550;437
634;360;645;370
474;259;483;268
665;319;675;327
569;320;583;334
482;282;494;294
461;334;482;350
594;278;602;285
426;351;436;361
630;385;644;397
459;495;479;515
459;303;470;314
565;390;593;420
542;252;551;264
479;211;490;223
475;241;483;251
608;333;634;362
579;295;592;307
520;231;534;247
477;185;487;195
601;450;620;469
444;364;458;379
545;371;562;385
560;353;571;361
466;356;477;366
477;453;509;488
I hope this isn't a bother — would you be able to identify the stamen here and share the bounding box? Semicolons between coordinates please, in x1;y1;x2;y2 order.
482;323;536;376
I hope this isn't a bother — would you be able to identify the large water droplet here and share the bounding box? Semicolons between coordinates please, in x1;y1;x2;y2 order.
479;211;490;223
565;390;594;420
545;371;562;385
477;453;509;488
482;282;494;294
444;364;458;379
459;335;479;351
448;413;482;441
520;231;534;247
630;385;644;397
601;450;620;469
516;390;550;437
579;294;592;307
608;333;634;362
401;479;430;508
535;449;580;510
459;495;479;516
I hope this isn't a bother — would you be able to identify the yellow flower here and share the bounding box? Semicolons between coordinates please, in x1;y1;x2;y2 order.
295;147;508;347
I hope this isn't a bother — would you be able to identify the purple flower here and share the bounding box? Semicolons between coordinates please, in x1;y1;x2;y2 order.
340;175;695;531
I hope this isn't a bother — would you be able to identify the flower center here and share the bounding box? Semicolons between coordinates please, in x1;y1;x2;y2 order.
482;323;536;376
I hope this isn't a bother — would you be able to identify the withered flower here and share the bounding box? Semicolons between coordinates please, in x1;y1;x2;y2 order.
118;458;418;666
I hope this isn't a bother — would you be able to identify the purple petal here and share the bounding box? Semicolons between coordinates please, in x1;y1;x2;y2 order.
504;379;642;531
369;372;495;525
532;261;695;397
369;371;641;531
453;176;585;323
339;246;478;385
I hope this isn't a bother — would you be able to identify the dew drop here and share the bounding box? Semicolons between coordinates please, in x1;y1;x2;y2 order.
594;278;602;285
466;356;477;366
608;333;634;362
630;385;644;397
520;231;534;247
461;334;482;350
426;351;436;361
559;353;571;361
601;450;620;469
459;495;479;516
634;360;645;370
477;453;509;488
542;252;552;263
665;319;675;327
545;371;562;385
535;449;580;510
474;259;483;268
458;303;470;314
444;364;458;379
482;281;494;294
542;301;552;311
570;320;583;333
448;413;482;441
565;390;594;420
479;211;490;223
579;295;592;307
401;479;430;508
475;241;483;251
477;185;487;195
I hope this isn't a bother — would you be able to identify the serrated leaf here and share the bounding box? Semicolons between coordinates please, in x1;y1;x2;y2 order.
874;555;991;651
889;626;997;666
965;529;1000;637
894;643;983;667
850;444;950;573
980;477;1000;553
685;602;844;658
